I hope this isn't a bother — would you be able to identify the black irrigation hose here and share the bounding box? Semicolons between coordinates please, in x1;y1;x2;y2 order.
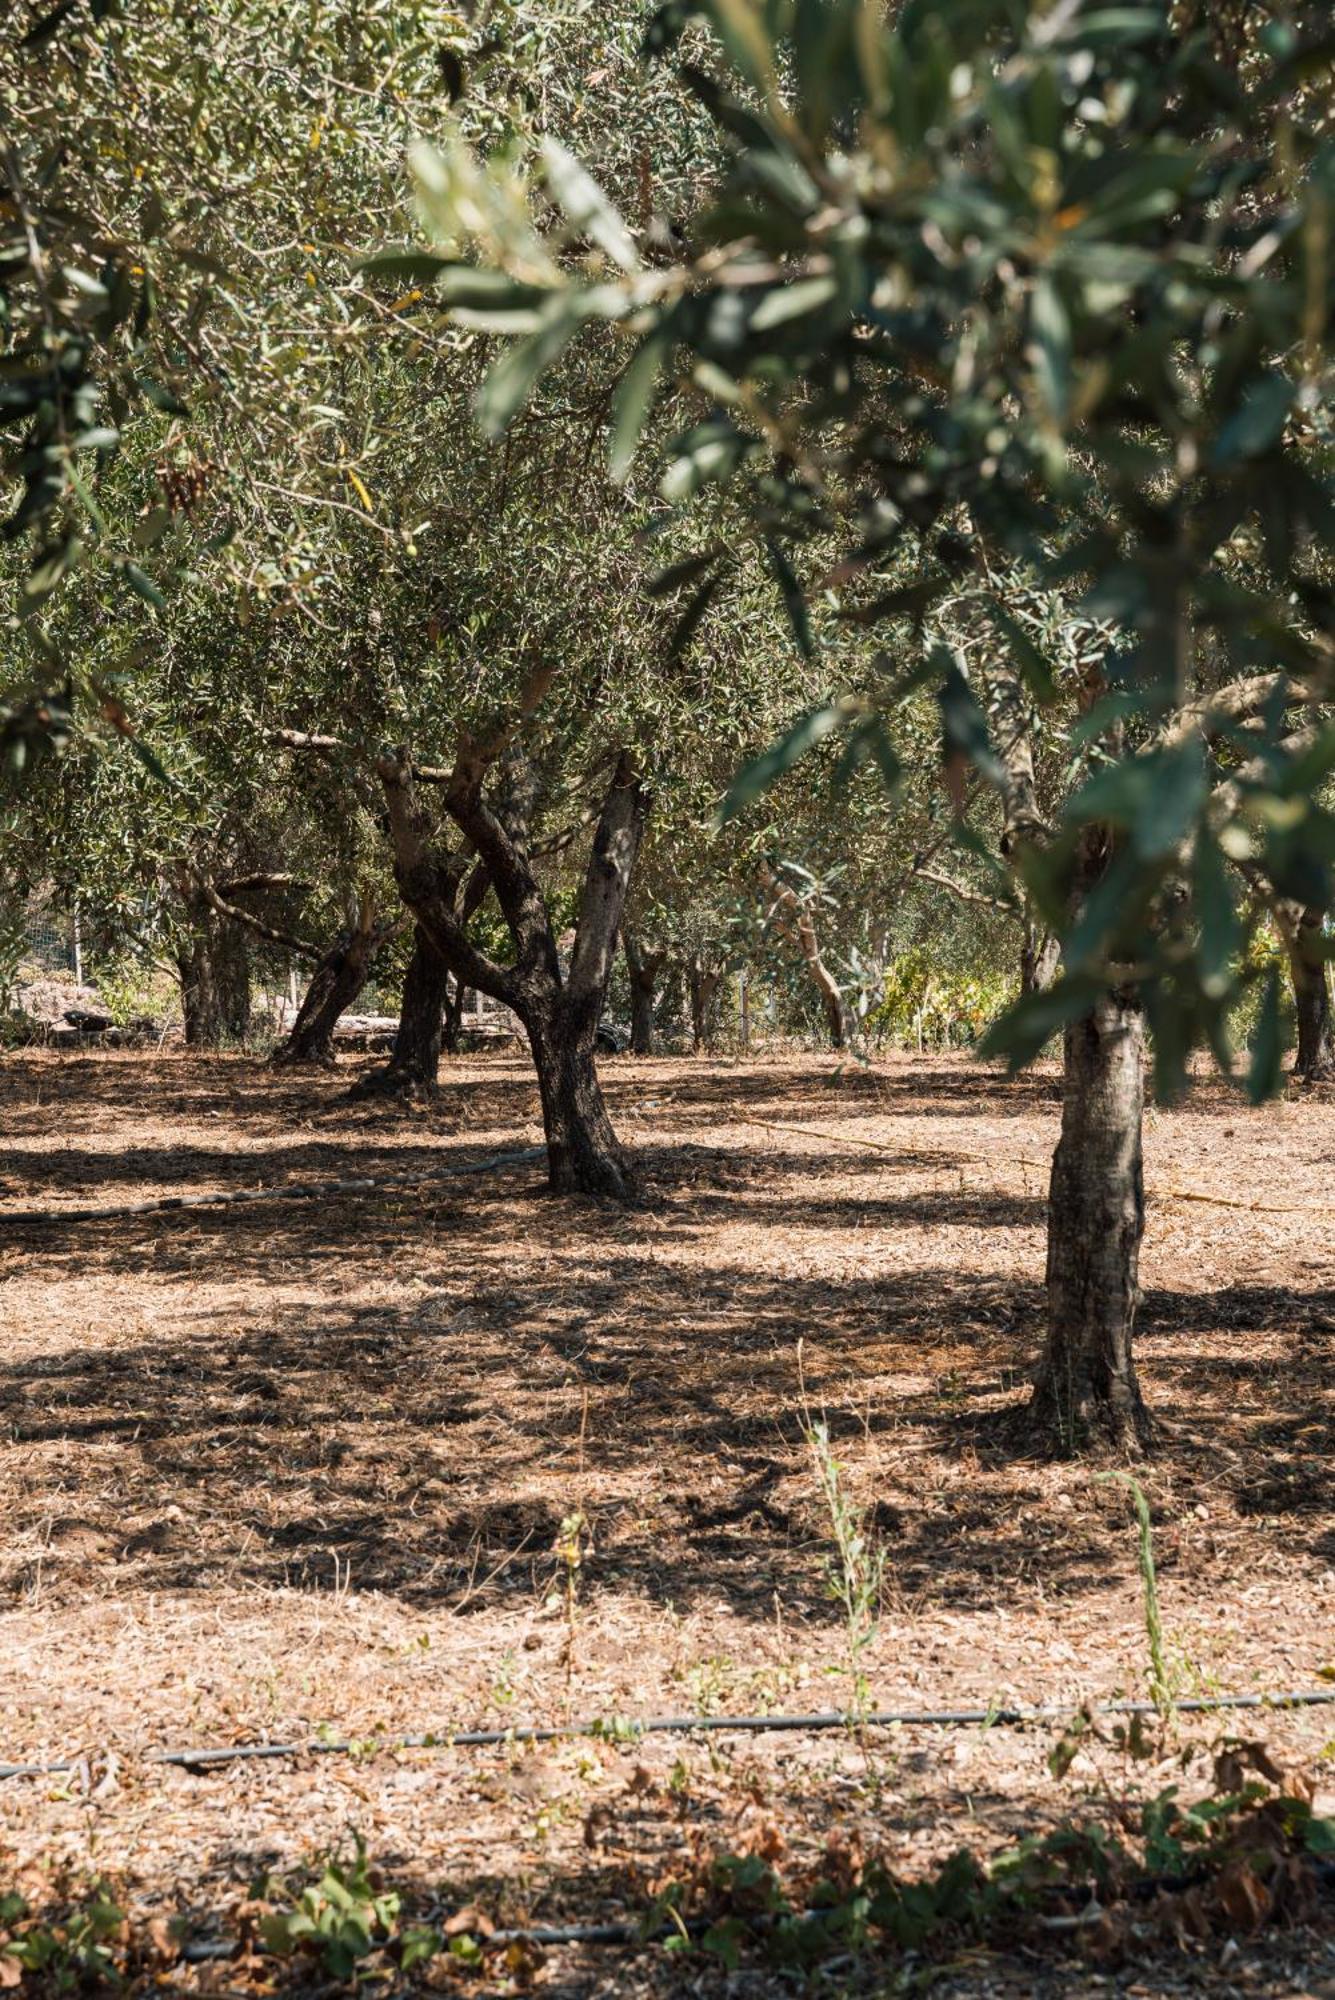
180;1921;650;1963
7;1688;1335;1783
0;1145;547;1227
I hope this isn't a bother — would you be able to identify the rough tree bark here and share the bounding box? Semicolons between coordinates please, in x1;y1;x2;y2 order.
975;615;1314;1452
984;653;1150;1453
380;742;648;1197
623;930;665;1056
176;933;221;1048
349;925;450;1099
273;899;387;1066
1020;922;1061;997
526;987;629;1191
1284;905;1334;1082
175;888;251;1046
1027;828;1150;1454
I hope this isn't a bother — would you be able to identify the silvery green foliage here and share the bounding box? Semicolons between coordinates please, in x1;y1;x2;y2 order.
422;0;1334;1094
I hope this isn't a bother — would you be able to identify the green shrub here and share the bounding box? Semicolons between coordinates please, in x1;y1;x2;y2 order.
865;950;1013;1049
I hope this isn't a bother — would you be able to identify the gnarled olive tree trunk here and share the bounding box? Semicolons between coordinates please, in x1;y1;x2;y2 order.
1021;921;1061;997
349;924;449;1099
380;744;647;1198
1022;808;1148;1454
273;901;386;1066
761;864;852;1049
527;991;628;1195
687;956;722;1053
351;867;488;1099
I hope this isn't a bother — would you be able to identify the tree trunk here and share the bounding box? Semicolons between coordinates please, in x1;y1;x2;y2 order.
814;967;848;1048
623;931;663;1056
759;864;851;1049
273;922;378;1066
215;924;251;1039
1021;922;1061;997
442;978;468;1054
175;904;249;1046
797;918;848;1047
1288;909;1334;1081
1028;987;1150;1455
689;960;721;1053
526;997;634;1198
177;939;221;1048
378;745;646;1198
349;924;449;1099
630;975;656;1055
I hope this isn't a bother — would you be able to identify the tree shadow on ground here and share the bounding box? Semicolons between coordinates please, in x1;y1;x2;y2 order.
3;1212;1327;1617
2;1054;1330;1629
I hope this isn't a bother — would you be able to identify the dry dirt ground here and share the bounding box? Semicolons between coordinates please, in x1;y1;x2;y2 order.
1;1047;1334;1996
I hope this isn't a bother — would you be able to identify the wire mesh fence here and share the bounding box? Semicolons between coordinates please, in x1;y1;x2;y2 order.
21;909;79;978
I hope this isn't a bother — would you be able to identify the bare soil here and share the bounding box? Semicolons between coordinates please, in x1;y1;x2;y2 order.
1;1048;1333;1995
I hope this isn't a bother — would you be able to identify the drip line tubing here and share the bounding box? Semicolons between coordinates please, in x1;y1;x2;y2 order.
6;1688;1335;1783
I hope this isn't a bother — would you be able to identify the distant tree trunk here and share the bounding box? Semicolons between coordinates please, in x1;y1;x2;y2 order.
1021;922;1061;997
623;931;664;1056
1026;818;1149;1460
273;904;382;1066
215;926;251;1039
442;977;469;1053
380;746;647;1198
353;858;489;1092
175;893;250;1046
177;936;221;1048
1286;907;1334;1081
350;924;449;1099
760;864;852;1049
688;958;722;1053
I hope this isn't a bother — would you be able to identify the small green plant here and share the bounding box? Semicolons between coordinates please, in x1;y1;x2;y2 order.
88;952;170;1029
1;1884;127;1989
588;1713;645;1744
490;1647;518;1712
1100;1472;1173;1722
646;1742;1335;1977
257;1837;402;1980
685;1652;734;1716
803;1410;885;1754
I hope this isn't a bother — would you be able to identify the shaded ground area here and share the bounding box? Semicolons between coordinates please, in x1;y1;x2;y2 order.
1;1049;1333;1993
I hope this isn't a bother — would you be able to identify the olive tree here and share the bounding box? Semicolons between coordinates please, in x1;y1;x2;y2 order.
406;0;1335;1449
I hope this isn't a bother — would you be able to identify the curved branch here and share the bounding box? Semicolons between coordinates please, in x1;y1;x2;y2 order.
759;862;852;1048
912;865;1021;918
218;872;311;897
195;878;323;960
274;727;452;787
1163;673;1319;750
